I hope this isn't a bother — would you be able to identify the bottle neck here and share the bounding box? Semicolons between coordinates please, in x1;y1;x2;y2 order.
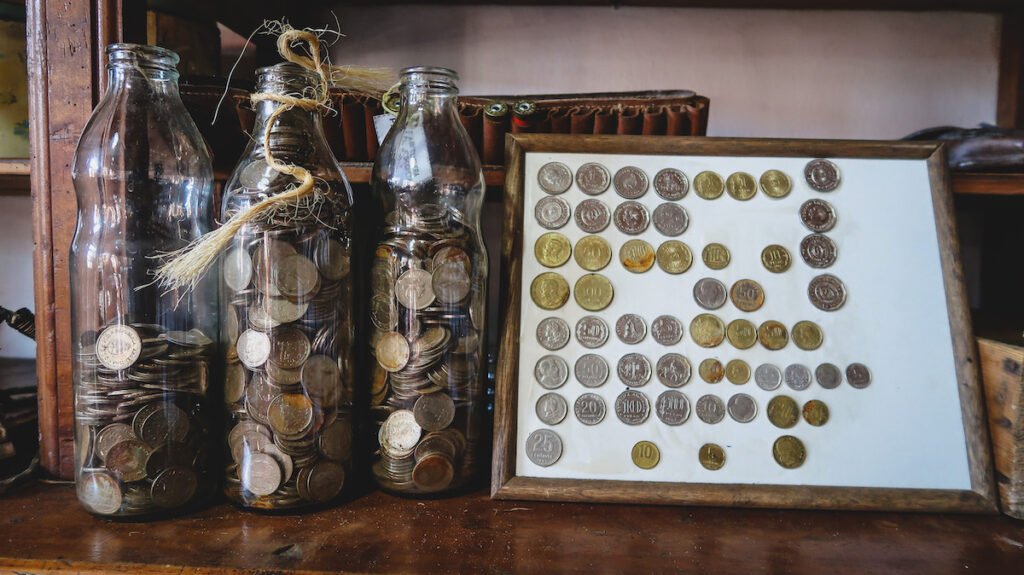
105;44;180;91
399;69;460;118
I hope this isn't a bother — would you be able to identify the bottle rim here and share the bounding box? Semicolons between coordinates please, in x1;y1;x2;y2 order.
106;43;180;70
401;66;459;81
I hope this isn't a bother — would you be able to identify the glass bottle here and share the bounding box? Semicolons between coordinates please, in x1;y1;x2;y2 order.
70;44;216;517
221;63;355;510
369;67;488;495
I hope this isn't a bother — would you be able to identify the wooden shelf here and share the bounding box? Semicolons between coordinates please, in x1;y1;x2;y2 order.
339;162;507;188
952;173;1024;196
314;1;1019;12
0;158;30;196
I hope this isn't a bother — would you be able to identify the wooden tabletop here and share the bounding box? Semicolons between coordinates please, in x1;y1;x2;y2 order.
1;483;1023;574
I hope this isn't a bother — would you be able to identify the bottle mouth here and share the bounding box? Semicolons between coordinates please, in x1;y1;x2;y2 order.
106;43;180;72
401;66;459;81
256;62;323;96
401;66;459;93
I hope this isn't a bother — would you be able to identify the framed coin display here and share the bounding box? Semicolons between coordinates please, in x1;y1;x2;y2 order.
492;134;996;512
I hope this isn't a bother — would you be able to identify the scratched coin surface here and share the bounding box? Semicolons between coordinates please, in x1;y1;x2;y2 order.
693;278;728;310
699;443;726;470
535;355;569;390
615;314;647;345
767;395;800;428
655;390;691;426
655;240;693;274
620;239;656;273
690;314;726;348
535;195;571;229
800;198;837;232
815;363;843;389
535;392;569;425
654;168;689;200
613;166;650;199
699;358;724;383
574;235;613;271
773;435;807;469
702;243;731;270
656;353;692;388
530;272;570;310
617;353;652;387
695;394;726;424
803;399;830;427
792;320;824;351
726;319;758;350
574;393;607;425
694;171;725;200
538;161;573;194
575;198;611;233
808;274;847;312
525;429;563;467
725;359;751;385
800;234;838;269
615;389;651;425
755;363;783;391
652;203;689;236
613;201;650;235
576;162;611;195
575;354;610;388
651;315;684;346
727;393;757;423
536;317;571;351
534;232;572;268
575;316;610;349
847;363;872;389
574;274;614;311
758;320;789;351
784;363;813;391
761;244;792;273
805;158;841;192
726;171;757;201
730;279;765;312
759;169;792;198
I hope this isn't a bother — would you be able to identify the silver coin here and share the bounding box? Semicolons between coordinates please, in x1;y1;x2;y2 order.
800;234;838;269
815;363;843;389
223;247;253;292
613;201;650;235
655;390;691;425
536;317;571;351
693;278;728;310
538;162;573;194
574;393;607;425
238;160;283;190
432;260;472;303
651;315;683;346
575;316;610;349
576;162;611;195
614;389;651;425
808;274;847;312
695;394;726;424
525;429;563;467
652;203;689;237
78;471;123;515
535;196;571;230
535;392;569;425
575;199;611;233
754;363;783;391
800;199;837;233
656;353;692;388
784;364;812;391
615;313;647;344
847;363;872;389
95;324;142;371
727;393;758;423
395;268;436;310
534;355;569;390
575;354;610;388
236;329;271;369
805;158;841;192
613;166;649;199
654;168;689;201
617;353;652;387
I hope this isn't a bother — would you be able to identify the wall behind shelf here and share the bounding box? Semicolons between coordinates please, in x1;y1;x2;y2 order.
0;195;35;359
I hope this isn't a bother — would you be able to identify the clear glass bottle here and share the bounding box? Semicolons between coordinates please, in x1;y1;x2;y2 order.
221;63;355;510
369;67;488;495
70;44;216;517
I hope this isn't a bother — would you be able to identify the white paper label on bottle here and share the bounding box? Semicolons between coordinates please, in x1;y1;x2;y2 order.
394;112;433;182
373;114;396;146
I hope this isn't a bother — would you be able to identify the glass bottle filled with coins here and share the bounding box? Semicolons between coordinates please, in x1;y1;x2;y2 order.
368;67;488;495
220;63;355;510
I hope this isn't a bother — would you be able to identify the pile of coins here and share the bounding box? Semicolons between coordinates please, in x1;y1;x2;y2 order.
75;323;213;516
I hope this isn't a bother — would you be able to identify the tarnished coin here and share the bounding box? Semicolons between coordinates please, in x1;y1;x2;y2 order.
847;363;872;389
381;410;422;453
269;327;310;369
784;363;812;391
614;166;649;199
808;274;847;312
656;240;693;274
730;279;765;312
758;320;789;351
803;400;830;427
725;359;751;385
236;329;271;369
96;423;135;462
815;363;843;389
525;429;563;467
767;395;800;429
800;234;838;269
370;293;399;332
655;390;691;425
535;392;569;425
301;355;341;406
377;331;411;372
619;239;656;273
651;315;684;345
727;393;757;423
792;320;824;351
805;158;841;192
615;389;651;425
699;358;724;383
773;435;807;469
78;472;123;515
800;199;837;232
530;272;570;310
320;420;352;462
535;195;571;229
702;243;731;270
575;316;610;349
413;392;457;432
535;232;572;268
574;393;607;425
268;393;314;437
631;440;660;469
693;278;728;310
654;168;689;200
574;235;612;271
537;317;571;351
266;297;308;324
575;354;610;388
616;314;647;344
699;443;726;471
695;394;726;424
395;268;436;310
652;203;689;236
223;247;253;292
95;324;142;371
726;171;757;201
576;162;611;195
755;363;783;391
613;201;650;235
759;169;792;198
656;354;692;388
538;161;573;194
694;171;725;200
315;238;351;281
106;439;152;482
690;314;726;348
726;319;758;350
306;461;347;502
535;355;569;390
574;273;614;311
761;244;792;273
151;466;198;509
575;199;611;233
275;254;320;299
432;261;472;304
617;353;652;387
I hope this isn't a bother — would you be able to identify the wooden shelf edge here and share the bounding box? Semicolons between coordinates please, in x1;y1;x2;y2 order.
0;159;31;196
952;173;1024;196
339;162;507;190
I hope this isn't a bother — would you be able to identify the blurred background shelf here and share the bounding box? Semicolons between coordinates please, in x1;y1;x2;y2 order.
0;159;29;196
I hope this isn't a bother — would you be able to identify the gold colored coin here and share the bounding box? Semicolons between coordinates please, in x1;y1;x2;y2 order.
761;244;792;273
699;443;726;471
574;235;612;271
694;171;725;200
726;171;757;201
767;395;799;429
802;400;830;426
530;272;570;310
534;232;572;268
772;435;807;469
759;169;792;198
730;279;765;312
699;358;724;383
619;239;656;273
702;243;731;270
725;359;750;384
574;273;614;312
758;320;789;351
792;320;824;351
690;313;726;348
726;319;757;350
631;440;661;470
655;240;693;274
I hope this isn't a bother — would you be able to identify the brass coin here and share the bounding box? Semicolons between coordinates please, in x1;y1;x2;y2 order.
726;319;757;350
574;235;612;271
725;359;750;385
694;171;724;200
792;320;824;351
699;358;724;383
767;395;800;429
619;239;656;273
730;279;765;312
574;274;614;312
534;232;572;268
655;240;693;274
772;435;807;469
702;243;730;270
761;244;792;273
267;393;314;438
759;169;792;198
690;314;726;348
530;272;570;310
726;171;757;201
699;443;726;471
631;440;660;470
758;320;789;351
803;400;830;427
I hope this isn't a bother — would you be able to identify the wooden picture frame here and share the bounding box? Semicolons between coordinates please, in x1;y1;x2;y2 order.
492;134;997;513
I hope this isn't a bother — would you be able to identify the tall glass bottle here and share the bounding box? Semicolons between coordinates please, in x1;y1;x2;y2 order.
70;44;215;517
369;67;488;495
221;63;355;510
